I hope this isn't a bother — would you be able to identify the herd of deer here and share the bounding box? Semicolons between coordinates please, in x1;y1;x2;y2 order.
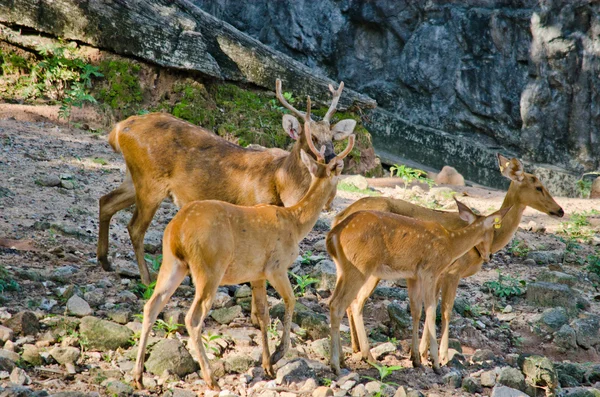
96;79;564;390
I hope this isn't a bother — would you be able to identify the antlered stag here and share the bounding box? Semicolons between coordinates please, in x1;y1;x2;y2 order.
133;120;355;390
98;79;357;285
332;154;564;366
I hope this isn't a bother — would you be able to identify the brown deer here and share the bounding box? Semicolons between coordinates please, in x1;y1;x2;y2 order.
332;154;564;367
97;79;356;286
133;119;355;390
327;201;511;375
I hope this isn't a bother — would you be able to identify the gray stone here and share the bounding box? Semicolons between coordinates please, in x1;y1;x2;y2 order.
213;291;234;309
481;369;498;387
145;339;198;377
526;250;564;265
342;175;368;190
9;367;31;386
36;175;61;187
561;388;600;397
79;316;133;351
224;354;255;374
116;290;138;303
522;356;558;396
0;357;16;372
462;377;482;393
309;338;330;360
472;348;495;363
585;364;600;384
373;288;408;301
554;324;578;350
276;358;315;385
211;305;242;325
313;386;333;397
498;367;526;391
310;260;337;291
572;315;600;349
350;384;366;397
0;349;20;362
3;312;39;336
537;271;578;287
82;290;105;308
443;371;462;388
66;296;92;317
370;342;396;360
105;380;133;397
235;285;252;299
60;180;75;190
21;344;42;366
533;307;569;336
50;346;80;365
271;303;328;340
555;362;586;385
491;385;528;397
107;311;131;325
0;326;13;342
526;282;585;314
387;301;411;339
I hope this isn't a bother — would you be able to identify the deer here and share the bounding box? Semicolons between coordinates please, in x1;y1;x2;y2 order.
133;118;355;391
327;200;511;375
97;79;356;304
332;154;564;367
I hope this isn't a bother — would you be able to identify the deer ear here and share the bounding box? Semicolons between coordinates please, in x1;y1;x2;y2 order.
455;198;478;224
332;119;357;141
497;153;525;182
282;115;300;140
300;149;319;176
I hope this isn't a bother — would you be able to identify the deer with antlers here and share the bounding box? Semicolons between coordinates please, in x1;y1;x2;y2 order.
332;154;564;368
97;79;356;286
327;200;511;375
133;118;355;390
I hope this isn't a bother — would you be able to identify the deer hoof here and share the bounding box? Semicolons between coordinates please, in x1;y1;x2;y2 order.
98;256;113;271
432;365;443;375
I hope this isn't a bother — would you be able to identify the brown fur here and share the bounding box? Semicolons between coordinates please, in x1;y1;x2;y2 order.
333;153;564;367
97;80;356;286
132;130;355;390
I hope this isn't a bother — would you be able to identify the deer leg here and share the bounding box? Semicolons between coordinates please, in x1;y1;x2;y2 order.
347;308;359;353
423;279;441;373
185;273;221;391
127;195;162;285
350;275;380;363
251;279;274;377
267;271;295;366
97;174;136;271
250;280;265;328
439;274;460;365
419;279;442;364
406;279;423;368
133;250;187;389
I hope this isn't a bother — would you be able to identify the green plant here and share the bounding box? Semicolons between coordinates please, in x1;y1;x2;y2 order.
390;164;435;189
586;253;600;277
144;253;163;272
322;378;333;387
202;332;223;354
132;281;157;300
506;239;530;257
0;265;19;294
268;318;281;339
364;362;402;396
153;318;183;338
289;272;319;296
483;271;526;298
97;59;142;116
92;157;108;166
269;91;295;112
560;211;598;243
102;353;112;362
337;181;380;196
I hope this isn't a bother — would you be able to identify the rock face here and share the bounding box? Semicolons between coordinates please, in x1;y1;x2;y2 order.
195;0;600;194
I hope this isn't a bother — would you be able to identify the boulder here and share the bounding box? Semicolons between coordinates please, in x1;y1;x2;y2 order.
270;303;328;340
50;346;80;365
3;311;39;336
526;282;586;314
21;344;42;366
276;358;315;385
554;324;578;350
572;315;600;349
462;377;482;393
211;305;242;325
66;296;93;317
522;356;559;396
224;353;255;374
491;386;528;397
79;316;133;351
310;260;337;291
105;380;134;397
561;388;600;397
387;302;412;339
498;367;526;391
526;251;564;265
537;271;578;287
145;339;198;377
533;307;569;336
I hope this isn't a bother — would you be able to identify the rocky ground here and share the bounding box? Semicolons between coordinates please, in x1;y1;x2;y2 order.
0;118;599;397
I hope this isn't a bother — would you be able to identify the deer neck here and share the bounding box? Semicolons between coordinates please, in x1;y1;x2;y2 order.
278;141;312;203
491;182;527;251
286;176;334;238
445;220;488;263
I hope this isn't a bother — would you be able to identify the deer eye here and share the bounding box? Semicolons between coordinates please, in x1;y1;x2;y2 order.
536;187;543;192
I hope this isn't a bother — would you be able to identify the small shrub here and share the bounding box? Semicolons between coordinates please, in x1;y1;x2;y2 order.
153;318;182;338
390;164;435;189
144;253;163;272
483;271;526;298
507;239;530;257
0;265;19;294
560;211;597;243
289;272;319;296
586;253;600;277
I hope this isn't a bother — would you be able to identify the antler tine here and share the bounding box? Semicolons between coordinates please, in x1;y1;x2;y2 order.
306;95;311;122
334;134;355;161
323;81;345;123
276;78;308;121
304;117;325;162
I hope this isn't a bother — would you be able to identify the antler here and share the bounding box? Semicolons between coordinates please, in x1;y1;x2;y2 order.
304;110;325;162
276;79;311;122
333;134;355;161
323;82;345;123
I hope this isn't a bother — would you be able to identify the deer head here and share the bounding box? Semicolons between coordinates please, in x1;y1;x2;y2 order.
277;79;356;162
497;154;564;217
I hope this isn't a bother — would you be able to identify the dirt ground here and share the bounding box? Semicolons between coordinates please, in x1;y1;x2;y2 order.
0;116;599;397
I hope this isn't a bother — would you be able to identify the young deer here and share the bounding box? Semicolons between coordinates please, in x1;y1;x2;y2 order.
98;79;356;286
333;154;564;366
133;120;355;391
327;201;511;375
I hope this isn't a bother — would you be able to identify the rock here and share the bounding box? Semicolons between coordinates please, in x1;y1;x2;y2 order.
491;385;528;397
585;364;600;384
9;367;31;385
533;307;569;336
351;384;366;397
554;324;578;350
116;290;138;303
235;285;252;299
387;302;412;339
537;270;578;287
50;346;80;365
60;180;75;190
462;377;482;393
522;356;558;396
66;296;93;317
309;338;329;360
107;311;131;325
370;342;396;360
39;299;58;312
105;380;134;397
313;239;327;253
555;362;586;385
213;291;234;309
526;282;585;314
79;316;133;351
526;250;564;264
310;260;337;291
145;339;198;377
0;349;20;362
572;315;600;349
83;290;105;308
53;266;78;279
343;175;368;190
443;371;463;388
498;367;526;391
0;326;13;342
591;178;600;199
435;166;465;186
271;303;329;340
211;305;242;325
472;349;495;363
21;344;42;366
276;358;315;385
224;354;255;374
3;311;39;336
313;386;333;397
166;389;197;397
481;369;499;387
562;387;600;397
36;175;61;187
